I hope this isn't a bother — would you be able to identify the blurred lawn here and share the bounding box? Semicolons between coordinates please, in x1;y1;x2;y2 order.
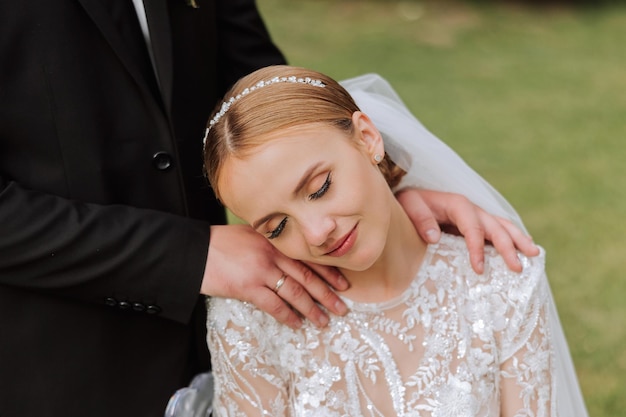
254;1;626;415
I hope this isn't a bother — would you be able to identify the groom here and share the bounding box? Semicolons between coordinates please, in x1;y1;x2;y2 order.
0;1;293;416
0;1;534;416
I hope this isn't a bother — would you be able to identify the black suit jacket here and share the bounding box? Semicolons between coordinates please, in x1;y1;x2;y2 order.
0;1;285;415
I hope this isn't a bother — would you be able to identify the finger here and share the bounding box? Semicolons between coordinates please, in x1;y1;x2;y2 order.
248;287;303;329
496;218;540;257
480;216;523;273
270;273;330;327
303;261;349;291
281;261;348;318
396;189;441;243
443;197;486;274
460;225;487;274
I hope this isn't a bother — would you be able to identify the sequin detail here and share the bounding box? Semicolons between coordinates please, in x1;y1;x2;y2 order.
207;234;555;416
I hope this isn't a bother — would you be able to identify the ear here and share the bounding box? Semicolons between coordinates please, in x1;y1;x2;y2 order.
352;111;384;162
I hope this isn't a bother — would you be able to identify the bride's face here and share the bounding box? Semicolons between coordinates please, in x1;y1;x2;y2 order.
217;119;394;271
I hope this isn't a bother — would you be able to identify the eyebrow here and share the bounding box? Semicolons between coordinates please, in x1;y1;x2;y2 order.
250;162;323;230
292;162;323;197
251;213;275;230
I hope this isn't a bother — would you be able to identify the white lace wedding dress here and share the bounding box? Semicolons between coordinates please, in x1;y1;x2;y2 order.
207;234;553;417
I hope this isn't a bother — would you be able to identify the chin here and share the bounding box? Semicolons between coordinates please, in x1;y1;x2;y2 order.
340;249;381;271
311;253;373;271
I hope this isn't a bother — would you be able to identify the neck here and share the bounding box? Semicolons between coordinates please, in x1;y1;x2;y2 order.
339;198;428;303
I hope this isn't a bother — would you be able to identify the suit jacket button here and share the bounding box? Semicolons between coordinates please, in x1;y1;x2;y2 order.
104;297;117;307
118;300;131;310
152;151;173;170
146;305;162;315
132;302;146;312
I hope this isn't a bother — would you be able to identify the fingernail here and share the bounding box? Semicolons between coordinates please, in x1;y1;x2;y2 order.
477;261;484;274
337;277;350;291
318;314;329;327
337;276;350;290
335;300;348;315
425;228;439;243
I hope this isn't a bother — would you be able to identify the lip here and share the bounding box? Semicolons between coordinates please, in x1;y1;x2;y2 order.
325;224;358;257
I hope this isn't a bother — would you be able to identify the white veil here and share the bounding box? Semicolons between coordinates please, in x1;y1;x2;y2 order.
342;73;588;417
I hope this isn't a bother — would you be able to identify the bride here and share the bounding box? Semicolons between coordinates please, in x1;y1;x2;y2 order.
169;65;587;416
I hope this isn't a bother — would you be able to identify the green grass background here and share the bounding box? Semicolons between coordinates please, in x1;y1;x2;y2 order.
251;1;626;415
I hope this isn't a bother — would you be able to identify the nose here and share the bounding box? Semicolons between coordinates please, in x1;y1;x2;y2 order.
300;213;336;248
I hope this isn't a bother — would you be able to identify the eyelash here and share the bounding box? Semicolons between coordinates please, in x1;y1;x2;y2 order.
268;217;288;239
268;173;333;239
308;173;332;200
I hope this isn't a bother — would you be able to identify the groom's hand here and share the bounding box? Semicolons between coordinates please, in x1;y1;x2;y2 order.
396;188;540;274
201;224;348;329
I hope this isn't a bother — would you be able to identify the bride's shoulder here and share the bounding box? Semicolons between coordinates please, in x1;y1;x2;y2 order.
206;297;300;356
431;234;549;325
206;296;274;332
432;232;546;282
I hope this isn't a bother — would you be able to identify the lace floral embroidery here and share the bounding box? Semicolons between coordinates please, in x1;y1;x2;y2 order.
207;234;555;417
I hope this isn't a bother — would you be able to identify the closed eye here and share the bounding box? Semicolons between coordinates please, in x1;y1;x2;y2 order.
268;217;288;239
308;173;332;200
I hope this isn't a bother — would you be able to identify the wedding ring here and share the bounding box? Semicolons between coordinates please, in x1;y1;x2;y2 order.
273;274;287;293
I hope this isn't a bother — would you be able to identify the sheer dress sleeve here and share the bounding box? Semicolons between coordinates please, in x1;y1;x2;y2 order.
494;249;556;417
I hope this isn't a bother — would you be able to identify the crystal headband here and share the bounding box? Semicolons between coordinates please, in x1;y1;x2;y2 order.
204;75;326;143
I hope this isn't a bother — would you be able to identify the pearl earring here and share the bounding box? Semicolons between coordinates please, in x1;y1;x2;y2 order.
373;153;383;164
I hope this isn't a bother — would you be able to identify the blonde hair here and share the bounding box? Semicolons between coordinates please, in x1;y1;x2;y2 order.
204;65;404;199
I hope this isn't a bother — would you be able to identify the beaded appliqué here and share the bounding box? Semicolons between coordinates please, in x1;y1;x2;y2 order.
207;234;555;417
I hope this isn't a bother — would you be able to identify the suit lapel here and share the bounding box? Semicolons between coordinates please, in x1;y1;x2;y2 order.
77;0;164;110
143;1;174;117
